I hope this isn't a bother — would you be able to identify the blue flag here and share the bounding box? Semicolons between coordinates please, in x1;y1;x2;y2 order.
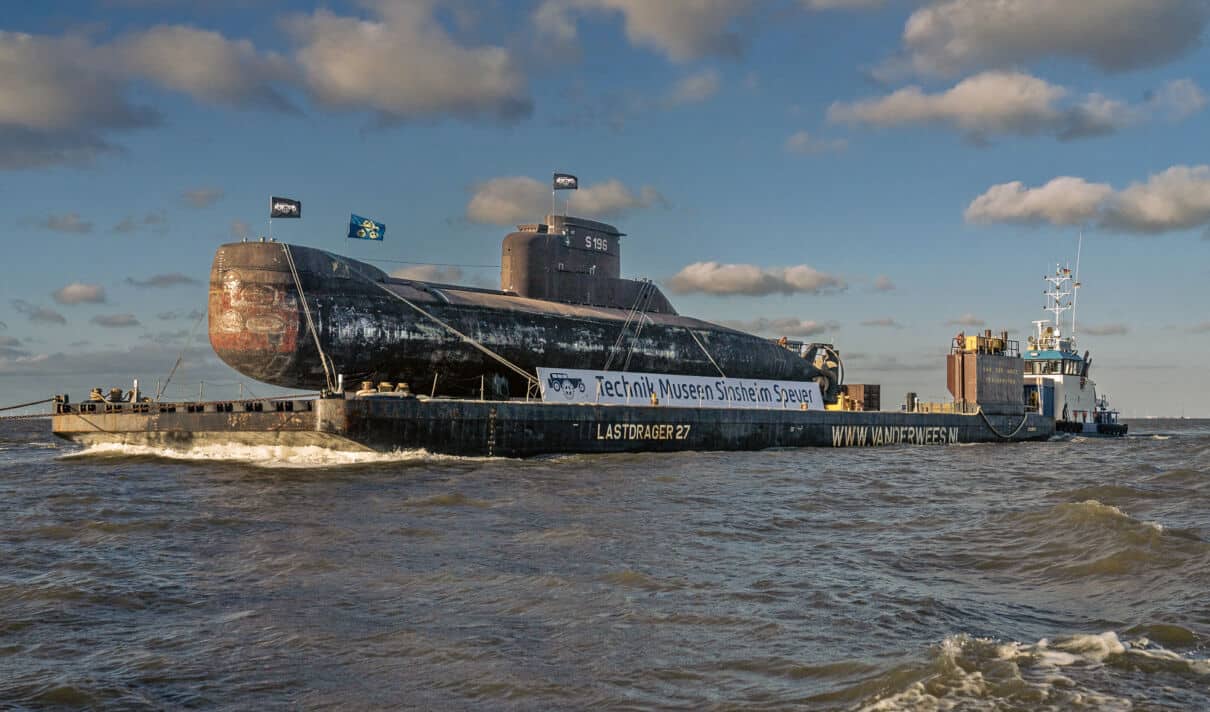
348;214;385;241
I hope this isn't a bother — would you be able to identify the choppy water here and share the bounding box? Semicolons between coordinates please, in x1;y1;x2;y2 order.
1;419;1208;710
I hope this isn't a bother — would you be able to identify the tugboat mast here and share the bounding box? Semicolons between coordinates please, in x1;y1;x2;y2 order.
1038;262;1079;351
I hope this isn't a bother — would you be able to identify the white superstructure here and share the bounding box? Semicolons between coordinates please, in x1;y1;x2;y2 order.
1023;264;1122;434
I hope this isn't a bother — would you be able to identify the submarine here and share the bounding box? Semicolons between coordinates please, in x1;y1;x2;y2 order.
208;214;843;401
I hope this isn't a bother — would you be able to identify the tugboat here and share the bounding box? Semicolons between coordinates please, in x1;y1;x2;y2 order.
1022;263;1127;437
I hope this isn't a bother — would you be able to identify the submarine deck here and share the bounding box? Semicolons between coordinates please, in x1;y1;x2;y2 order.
52;396;1053;457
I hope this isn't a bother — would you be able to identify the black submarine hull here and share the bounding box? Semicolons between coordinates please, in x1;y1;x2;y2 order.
209;242;832;397
52;397;1054;457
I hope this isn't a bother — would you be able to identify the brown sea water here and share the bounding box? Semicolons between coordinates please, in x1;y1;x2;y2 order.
1;419;1208;710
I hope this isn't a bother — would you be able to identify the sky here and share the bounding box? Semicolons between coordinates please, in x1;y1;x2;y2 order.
1;0;1209;416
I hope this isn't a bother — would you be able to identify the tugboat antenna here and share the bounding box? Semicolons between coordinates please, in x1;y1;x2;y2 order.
1071;230;1083;337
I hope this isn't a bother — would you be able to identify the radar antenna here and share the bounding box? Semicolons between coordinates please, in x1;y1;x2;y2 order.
1039;261;1077;351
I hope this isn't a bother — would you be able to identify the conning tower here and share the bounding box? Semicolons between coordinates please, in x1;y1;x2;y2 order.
501;215;676;313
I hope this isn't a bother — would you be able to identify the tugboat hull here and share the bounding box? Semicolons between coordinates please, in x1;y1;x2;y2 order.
1055;420;1128;437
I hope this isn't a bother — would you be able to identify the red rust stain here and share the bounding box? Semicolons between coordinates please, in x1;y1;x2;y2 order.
208;282;299;355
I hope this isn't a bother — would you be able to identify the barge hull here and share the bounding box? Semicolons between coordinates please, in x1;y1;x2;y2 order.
53;398;1053;457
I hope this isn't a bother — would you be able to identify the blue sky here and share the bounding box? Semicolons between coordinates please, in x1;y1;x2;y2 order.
2;0;1209;415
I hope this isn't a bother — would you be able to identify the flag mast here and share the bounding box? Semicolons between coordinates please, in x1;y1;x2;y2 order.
552;172;579;217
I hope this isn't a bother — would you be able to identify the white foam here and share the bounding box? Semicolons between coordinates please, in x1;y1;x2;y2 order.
859;631;1208;711
64;441;483;468
1051;631;1127;662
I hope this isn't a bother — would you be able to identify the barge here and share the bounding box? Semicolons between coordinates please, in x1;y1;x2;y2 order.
51;394;1051;456
53;203;1057;456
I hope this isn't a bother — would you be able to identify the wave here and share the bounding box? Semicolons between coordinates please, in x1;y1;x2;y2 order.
853;631;1209;711
930;499;1209;585
1053;484;1163;504
61;442;481;468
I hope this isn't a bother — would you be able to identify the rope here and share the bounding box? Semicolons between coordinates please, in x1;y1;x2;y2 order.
350;265;538;387
0;412;51;421
686;327;726;378
282;244;336;393
155;309;207;401
0;397;53;412
978;407;1031;439
360;258;500;269
604;279;655;371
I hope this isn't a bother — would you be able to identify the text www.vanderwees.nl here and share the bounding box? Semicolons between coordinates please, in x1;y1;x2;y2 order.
831;425;960;447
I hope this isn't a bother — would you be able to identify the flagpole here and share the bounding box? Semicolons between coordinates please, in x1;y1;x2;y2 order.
268;195;273;241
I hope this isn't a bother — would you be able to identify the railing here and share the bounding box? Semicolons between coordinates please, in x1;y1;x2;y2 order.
904;401;981;414
54;398;315;416
951;335;1020;358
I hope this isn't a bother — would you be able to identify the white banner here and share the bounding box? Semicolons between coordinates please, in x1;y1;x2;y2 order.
537;367;823;410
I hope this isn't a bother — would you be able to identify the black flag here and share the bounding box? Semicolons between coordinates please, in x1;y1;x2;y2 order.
270;196;301;218
553;173;578;190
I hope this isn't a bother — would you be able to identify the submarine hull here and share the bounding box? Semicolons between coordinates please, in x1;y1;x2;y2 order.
209;242;829;396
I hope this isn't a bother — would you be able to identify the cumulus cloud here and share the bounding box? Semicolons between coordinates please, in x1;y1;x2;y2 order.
665;69;721;106
720;317;840;337
11;299;67;325
391;265;465;283
886;0;1210;77
667;262;846;296
1102;165;1210;234
113;212;167;234
1;4;528;169
1082;323;1129;336
156;309;205;321
0;335;29;359
861;317;902;328
183;188;224;208
965;177;1114;226
784;130;847;154
52;283;107;305
872;275;895;292
946;313;985;327
1149;79;1208;120
286;3;531;122
30;212;94;234
124;273;200;288
111;25;294;111
91;313;141;328
0;31;160;169
967;165;1210;235
534;0;758;61
466;176;666;225
829;71;1135;143
0;24;288;170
